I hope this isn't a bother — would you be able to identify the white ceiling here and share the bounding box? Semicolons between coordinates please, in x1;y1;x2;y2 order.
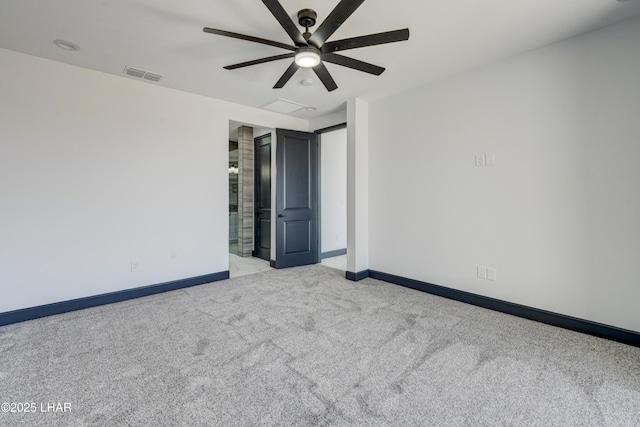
1;0;639;119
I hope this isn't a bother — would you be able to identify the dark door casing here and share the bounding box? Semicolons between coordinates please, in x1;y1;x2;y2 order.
275;129;319;268
253;134;271;261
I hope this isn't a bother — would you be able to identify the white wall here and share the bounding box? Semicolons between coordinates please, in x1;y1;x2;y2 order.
347;98;370;274
0;48;307;313
368;17;640;332
320;128;347;253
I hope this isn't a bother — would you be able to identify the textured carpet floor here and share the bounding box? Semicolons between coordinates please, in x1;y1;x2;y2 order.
1;264;639;426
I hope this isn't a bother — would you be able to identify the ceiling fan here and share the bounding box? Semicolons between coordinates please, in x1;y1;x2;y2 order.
203;0;410;92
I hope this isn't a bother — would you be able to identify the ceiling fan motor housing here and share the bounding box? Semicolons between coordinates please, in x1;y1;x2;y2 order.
298;9;317;28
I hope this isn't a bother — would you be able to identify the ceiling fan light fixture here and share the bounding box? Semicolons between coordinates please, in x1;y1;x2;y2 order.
295;47;321;68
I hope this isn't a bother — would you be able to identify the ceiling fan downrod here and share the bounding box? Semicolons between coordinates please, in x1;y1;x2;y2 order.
298;9;317;41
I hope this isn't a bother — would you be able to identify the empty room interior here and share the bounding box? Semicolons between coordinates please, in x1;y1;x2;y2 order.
1;1;639;425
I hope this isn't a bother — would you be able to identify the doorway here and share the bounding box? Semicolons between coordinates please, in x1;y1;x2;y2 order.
228;121;331;274
228;121;273;278
317;123;347;272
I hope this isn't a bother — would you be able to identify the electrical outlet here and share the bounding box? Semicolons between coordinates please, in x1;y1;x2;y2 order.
475;153;496;167
487;268;497;281
131;262;139;272
477;266;487;279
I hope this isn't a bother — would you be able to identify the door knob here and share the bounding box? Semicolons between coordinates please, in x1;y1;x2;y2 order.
278;214;286;218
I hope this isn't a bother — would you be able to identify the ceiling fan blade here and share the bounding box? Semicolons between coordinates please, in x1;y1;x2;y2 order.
262;0;307;46
308;0;366;48
273;62;300;88
322;29;409;53
203;27;296;51
312;63;338;92
321;53;384;75
224;53;295;70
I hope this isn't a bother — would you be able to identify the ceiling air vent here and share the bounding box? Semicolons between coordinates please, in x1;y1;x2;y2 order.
123;66;164;82
143;72;163;82
261;98;307;114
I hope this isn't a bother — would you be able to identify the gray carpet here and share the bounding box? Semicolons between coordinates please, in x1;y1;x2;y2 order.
1;265;639;426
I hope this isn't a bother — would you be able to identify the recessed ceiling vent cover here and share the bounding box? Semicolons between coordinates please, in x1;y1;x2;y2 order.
261;98;307;114
123;66;164;82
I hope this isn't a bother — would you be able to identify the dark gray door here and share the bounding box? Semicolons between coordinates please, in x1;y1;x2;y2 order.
253;134;271;261
275;129;319;268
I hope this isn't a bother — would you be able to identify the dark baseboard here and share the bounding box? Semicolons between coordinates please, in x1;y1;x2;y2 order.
321;249;347;259
0;271;229;327
346;270;370;282
270;260;276;268
368;270;640;348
